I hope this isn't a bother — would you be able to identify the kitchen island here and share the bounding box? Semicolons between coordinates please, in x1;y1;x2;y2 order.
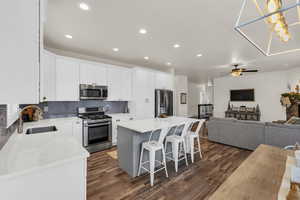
117;117;199;177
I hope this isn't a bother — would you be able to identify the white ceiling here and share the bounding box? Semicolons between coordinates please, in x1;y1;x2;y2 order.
44;0;300;83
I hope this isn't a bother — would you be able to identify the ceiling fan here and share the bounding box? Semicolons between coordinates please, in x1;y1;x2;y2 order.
230;64;259;77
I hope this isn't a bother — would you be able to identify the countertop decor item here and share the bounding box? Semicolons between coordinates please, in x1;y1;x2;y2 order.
235;0;300;56
286;182;300;200
18;105;43;134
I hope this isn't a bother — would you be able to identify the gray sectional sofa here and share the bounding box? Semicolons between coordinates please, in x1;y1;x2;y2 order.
207;117;300;150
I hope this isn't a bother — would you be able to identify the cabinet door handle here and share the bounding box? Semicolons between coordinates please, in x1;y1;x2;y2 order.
116;119;121;122
129;118;133;120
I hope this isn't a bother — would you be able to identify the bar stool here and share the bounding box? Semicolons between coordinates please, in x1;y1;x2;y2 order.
165;122;192;172
187;120;205;163
137;127;169;187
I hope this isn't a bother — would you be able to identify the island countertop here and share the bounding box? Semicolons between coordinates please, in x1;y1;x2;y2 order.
118;116;198;133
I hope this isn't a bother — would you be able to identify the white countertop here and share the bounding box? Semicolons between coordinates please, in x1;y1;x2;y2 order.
0;117;89;180
107;113;135;118
118;116;199;133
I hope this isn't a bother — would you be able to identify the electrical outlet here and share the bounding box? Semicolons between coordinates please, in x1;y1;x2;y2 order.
44;106;49;112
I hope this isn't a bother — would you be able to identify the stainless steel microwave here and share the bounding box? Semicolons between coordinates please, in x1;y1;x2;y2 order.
80;84;108;100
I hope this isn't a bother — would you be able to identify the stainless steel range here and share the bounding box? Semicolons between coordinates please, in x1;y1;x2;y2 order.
78;107;112;153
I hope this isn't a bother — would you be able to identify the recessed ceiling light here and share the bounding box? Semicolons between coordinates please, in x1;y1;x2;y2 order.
139;28;147;34
173;44;180;48
65;34;73;39
144;56;149;60
113;48;119;52
196;54;203;57
166;62;172;66
79;2;90;11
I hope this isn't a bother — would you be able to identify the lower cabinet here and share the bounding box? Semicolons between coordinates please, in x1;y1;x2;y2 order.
73;118;83;146
54;118;83;146
111;115;135;145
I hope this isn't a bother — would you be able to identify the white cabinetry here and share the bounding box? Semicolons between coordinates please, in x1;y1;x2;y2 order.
40;51;56;102
55;57;80;101
107;66;132;101
155;72;174;90
131;68;155;119
55;120;74;138
0;0;39;104
73;118;83;146
121;69;133;101
111;114;135;145
79;63;107;85
51;118;83;146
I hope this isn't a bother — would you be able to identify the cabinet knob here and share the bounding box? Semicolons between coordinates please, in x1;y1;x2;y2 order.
116;119;120;122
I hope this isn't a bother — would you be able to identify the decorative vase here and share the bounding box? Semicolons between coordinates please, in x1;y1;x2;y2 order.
227;102;231;111
256;104;260;113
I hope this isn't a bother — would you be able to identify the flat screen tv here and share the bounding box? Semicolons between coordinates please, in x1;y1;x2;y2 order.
230;89;254;101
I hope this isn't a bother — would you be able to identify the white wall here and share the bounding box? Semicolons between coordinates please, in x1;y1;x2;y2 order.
175;75;188;117
287;67;300;91
199;83;214;104
213;70;290;122
188;82;201;117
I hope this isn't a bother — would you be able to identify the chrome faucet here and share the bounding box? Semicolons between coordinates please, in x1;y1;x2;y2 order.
18;105;43;134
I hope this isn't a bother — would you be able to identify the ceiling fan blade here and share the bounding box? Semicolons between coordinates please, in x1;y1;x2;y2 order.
243;70;258;72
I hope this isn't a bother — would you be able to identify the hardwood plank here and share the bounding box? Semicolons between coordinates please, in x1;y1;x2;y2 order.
87;139;251;200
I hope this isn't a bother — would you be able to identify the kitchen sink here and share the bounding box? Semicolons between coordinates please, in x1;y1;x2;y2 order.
26;126;58;135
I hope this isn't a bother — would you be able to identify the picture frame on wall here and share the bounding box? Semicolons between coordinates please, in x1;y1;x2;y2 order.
180;93;187;104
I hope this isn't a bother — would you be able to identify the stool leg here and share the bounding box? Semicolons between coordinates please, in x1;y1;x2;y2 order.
197;136;203;159
172;142;179;172
190;136;195;163
182;141;188;166
149;150;155;186
138;146;144;176
164;141;169;160
162;147;169;178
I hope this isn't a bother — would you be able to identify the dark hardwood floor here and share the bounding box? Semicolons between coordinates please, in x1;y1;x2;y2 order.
87;139;251;200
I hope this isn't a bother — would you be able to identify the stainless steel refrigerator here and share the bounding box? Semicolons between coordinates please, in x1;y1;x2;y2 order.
155;89;173;117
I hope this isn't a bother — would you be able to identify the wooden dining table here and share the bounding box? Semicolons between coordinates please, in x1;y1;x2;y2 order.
209;144;293;200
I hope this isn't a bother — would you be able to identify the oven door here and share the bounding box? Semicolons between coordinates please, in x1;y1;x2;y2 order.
83;121;112;147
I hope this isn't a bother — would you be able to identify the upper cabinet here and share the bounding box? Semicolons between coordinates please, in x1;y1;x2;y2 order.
131;68;155;119
121;68;132;101
107;66;132;101
0;0;39;104
40;51;56;102
55;57;80;101
155;72;174;90
79;63;107;85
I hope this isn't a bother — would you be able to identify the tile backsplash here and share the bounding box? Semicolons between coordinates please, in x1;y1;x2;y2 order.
21;101;129;118
0;101;128;149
